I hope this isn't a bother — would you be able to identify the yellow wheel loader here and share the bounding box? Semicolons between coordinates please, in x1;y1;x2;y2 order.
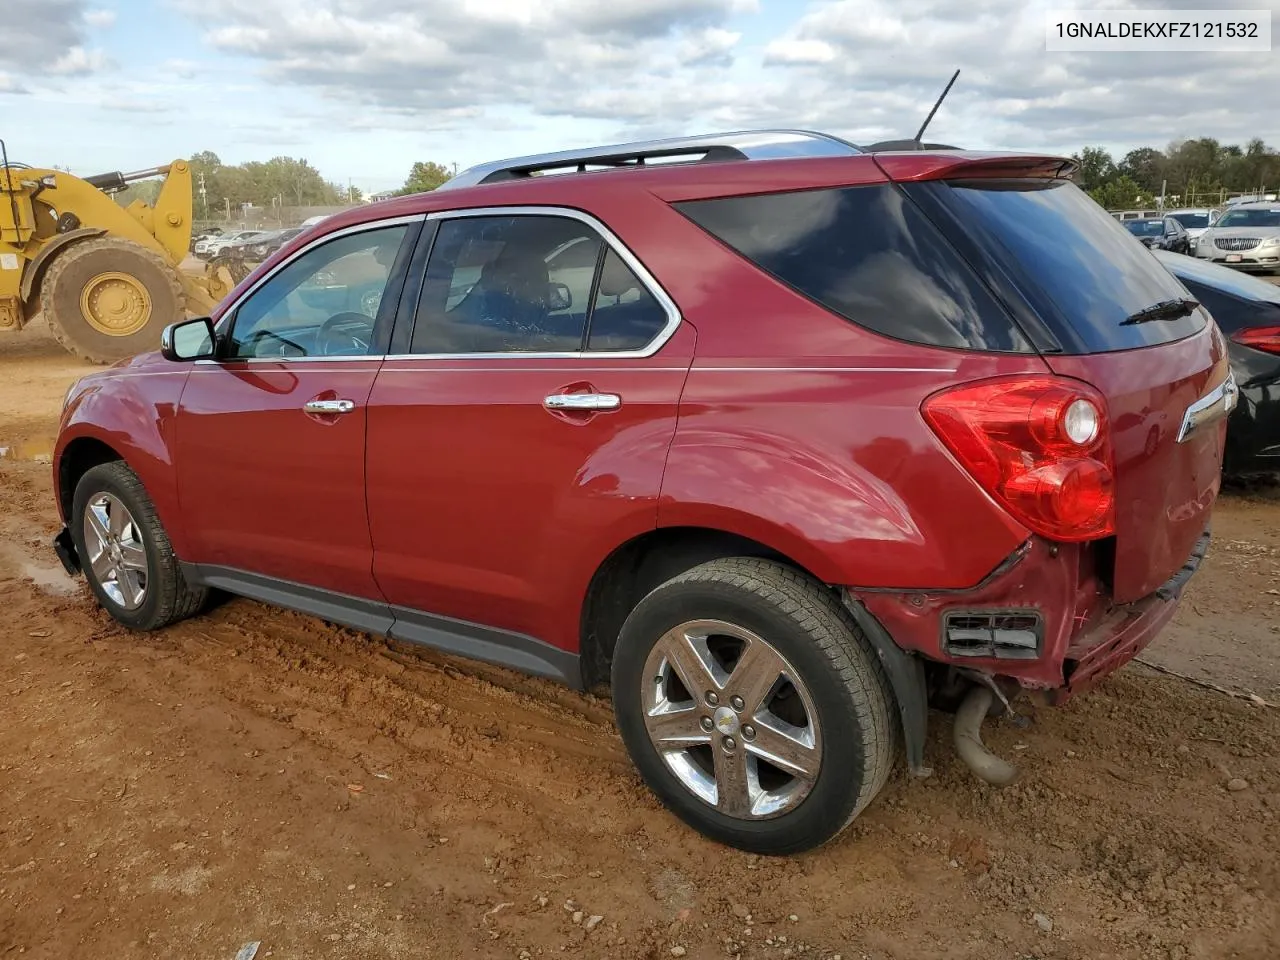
0;141;238;363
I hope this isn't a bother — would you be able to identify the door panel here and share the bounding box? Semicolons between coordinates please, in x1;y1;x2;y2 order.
174;219;421;598
366;325;695;651
177;361;382;596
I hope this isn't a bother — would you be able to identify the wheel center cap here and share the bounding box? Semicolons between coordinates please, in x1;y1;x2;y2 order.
712;705;739;736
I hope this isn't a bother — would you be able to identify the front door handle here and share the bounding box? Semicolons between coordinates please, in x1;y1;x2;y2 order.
303;398;356;415
543;393;621;412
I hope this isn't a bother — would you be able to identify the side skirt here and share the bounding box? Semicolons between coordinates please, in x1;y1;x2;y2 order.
181;563;584;689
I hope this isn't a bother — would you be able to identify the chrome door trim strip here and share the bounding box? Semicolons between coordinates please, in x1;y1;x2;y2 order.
1176;369;1239;443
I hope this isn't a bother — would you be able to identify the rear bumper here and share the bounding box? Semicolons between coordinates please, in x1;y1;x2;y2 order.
853;527;1209;695
1196;252;1280;272
1052;528;1209;702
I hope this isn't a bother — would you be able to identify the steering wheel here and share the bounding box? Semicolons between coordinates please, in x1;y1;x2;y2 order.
315;312;375;356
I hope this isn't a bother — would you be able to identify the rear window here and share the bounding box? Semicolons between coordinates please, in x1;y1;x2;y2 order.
1125;219;1164;237
674;184;1033;353
918;179;1207;353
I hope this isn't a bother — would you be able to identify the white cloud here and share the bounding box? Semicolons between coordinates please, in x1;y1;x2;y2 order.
169;0;1279;158
51;46;111;76
84;8;117;28
1;0;110;77
763;38;835;65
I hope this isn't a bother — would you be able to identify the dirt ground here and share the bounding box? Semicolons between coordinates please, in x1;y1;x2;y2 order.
1;323;1277;960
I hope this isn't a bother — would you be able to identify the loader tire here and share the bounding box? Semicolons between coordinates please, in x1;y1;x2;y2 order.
208;255;252;288
42;237;185;363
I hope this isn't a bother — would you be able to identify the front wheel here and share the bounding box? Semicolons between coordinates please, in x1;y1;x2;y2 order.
71;462;207;631
611;558;899;855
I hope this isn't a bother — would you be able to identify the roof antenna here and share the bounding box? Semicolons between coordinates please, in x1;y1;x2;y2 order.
914;69;960;144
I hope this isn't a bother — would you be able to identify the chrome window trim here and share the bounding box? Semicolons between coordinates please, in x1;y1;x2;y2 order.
199;213;428;362
198;207;683;364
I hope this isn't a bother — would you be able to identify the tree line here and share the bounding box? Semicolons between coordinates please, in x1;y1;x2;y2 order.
1073;137;1280;210
185;151;360;216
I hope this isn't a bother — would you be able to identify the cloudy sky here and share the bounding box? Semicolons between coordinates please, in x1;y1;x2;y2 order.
2;0;1277;194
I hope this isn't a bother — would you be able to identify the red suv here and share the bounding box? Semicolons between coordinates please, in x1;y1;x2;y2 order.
51;131;1236;854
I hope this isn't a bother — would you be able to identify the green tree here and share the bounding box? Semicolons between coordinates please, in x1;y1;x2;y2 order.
1072;146;1116;191
1088;175;1144;211
1118;147;1165;194
113;179;162;208
400;161;452;195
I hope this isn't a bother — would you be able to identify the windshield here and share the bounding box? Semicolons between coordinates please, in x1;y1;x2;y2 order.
1169;212;1210;228
1215;208;1280;228
917;178;1205;353
1124;219;1164;237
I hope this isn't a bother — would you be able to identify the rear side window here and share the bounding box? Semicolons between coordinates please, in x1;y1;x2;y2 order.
675;185;1032;353
918;179;1207;353
411;215;671;355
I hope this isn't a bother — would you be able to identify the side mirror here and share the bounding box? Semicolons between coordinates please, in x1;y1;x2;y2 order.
546;281;572;312
160;317;216;362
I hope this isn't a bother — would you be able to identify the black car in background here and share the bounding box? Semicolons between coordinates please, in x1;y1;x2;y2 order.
1154;250;1280;477
239;227;304;262
1126;216;1192;254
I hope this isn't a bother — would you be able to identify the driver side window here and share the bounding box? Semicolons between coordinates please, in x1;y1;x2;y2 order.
227;223;409;359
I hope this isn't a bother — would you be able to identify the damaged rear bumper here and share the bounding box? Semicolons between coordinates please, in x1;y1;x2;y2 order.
851;527;1210;694
1052;527;1210;702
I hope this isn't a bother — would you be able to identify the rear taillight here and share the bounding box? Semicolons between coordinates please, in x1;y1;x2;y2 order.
922;376;1115;542
1231;326;1280;356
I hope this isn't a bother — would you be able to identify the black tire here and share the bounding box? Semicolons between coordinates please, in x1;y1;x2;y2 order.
611;558;898;855
207;255;252;288
70;461;206;631
42;237;184;363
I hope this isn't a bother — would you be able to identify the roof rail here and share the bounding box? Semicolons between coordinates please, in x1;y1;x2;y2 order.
439;129;863;190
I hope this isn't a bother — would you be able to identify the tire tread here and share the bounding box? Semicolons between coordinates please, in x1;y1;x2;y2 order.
661;558;898;828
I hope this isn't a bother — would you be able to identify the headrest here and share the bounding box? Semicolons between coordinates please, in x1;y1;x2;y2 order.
597;253;639;299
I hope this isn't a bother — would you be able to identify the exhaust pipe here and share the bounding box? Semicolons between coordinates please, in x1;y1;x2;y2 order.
953;684;1019;786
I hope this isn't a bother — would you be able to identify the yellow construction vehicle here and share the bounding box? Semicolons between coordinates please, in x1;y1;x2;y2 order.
0;141;237;362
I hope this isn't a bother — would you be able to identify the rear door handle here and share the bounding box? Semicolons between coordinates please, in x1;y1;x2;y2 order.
543;393;621;411
303;399;356;415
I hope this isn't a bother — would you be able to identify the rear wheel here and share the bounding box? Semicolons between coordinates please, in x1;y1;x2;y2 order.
611;558;898;854
71;462;206;631
42;237;184;362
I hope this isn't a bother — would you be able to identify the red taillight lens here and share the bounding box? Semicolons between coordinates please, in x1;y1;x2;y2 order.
922;377;1116;542
1231;326;1280;356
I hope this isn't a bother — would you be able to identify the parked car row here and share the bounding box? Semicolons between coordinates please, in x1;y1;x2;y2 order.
193;219;328;261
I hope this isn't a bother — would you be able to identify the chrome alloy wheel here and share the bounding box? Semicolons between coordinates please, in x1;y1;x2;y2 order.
641;619;822;819
82;492;148;610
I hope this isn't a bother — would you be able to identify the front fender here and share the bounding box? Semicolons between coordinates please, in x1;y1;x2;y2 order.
20;227;107;305
55;358;192;556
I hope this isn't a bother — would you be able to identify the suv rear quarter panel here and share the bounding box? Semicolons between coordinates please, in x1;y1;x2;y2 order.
616;196;1042;590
